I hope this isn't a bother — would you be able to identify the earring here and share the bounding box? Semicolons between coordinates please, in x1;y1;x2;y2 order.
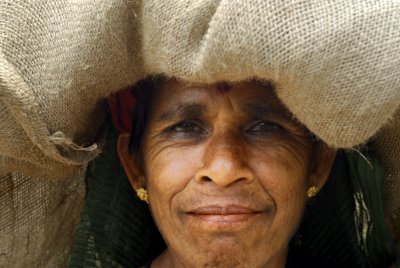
307;186;318;198
136;188;148;203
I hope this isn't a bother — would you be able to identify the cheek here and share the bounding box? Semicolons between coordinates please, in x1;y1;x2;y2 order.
251;141;311;221
253;135;312;182
146;145;203;185
144;145;203;213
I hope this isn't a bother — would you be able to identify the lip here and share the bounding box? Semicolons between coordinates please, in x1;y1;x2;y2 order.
189;205;261;215
185;205;264;225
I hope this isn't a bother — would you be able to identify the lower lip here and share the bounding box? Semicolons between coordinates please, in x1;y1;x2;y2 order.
196;213;257;223
185;212;263;228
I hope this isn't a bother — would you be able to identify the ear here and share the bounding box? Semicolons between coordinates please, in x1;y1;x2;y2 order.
116;133;146;190
309;143;337;191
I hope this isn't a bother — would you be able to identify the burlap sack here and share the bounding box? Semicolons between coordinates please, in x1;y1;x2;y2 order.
0;0;399;267
0;171;85;267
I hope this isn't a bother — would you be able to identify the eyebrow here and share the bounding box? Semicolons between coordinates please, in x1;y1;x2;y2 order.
157;103;207;122
244;102;287;119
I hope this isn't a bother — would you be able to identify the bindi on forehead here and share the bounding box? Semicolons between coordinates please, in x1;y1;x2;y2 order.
215;82;232;95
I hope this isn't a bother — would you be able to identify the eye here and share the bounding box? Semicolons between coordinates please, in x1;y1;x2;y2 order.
173;122;205;133
166;121;207;139
246;121;282;134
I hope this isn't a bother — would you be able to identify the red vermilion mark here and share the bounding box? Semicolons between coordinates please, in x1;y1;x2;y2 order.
216;82;232;95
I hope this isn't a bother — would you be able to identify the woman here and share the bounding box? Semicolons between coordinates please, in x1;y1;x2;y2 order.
116;78;337;267
67;77;395;267
1;1;399;267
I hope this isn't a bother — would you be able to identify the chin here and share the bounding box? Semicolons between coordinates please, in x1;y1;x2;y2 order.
195;247;248;268
188;236;263;268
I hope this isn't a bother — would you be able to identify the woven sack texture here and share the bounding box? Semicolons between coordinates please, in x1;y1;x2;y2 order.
0;170;85;267
0;0;399;267
375;109;400;241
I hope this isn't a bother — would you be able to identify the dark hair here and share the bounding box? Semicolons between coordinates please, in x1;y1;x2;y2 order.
129;75;166;154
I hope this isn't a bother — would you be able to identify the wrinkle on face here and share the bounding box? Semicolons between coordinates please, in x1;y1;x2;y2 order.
215;82;232;95
138;79;317;268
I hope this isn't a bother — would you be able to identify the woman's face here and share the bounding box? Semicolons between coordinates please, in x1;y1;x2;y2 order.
121;80;334;268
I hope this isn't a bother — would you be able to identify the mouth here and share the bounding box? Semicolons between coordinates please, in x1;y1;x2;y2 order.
185;205;265;225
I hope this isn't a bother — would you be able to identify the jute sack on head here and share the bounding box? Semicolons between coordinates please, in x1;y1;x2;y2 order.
0;0;399;266
0;1;139;265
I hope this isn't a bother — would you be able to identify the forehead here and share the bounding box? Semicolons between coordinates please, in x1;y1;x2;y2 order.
153;79;285;113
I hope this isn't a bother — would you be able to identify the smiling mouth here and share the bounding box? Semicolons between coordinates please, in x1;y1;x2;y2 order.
186;205;264;224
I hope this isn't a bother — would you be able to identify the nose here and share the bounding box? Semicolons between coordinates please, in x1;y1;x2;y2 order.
194;131;254;187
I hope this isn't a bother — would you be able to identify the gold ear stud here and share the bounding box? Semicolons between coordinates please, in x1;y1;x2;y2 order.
307;186;319;198
136;188;148;203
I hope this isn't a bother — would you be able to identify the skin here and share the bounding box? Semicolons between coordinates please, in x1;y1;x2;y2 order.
118;79;336;268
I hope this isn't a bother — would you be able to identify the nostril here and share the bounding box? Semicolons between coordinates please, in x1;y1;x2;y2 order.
194;159;255;186
236;177;249;184
199;176;213;183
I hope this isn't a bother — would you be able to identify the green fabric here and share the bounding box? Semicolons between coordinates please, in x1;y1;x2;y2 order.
346;149;396;267
68;123;396;267
288;151;396;267
68;124;165;268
